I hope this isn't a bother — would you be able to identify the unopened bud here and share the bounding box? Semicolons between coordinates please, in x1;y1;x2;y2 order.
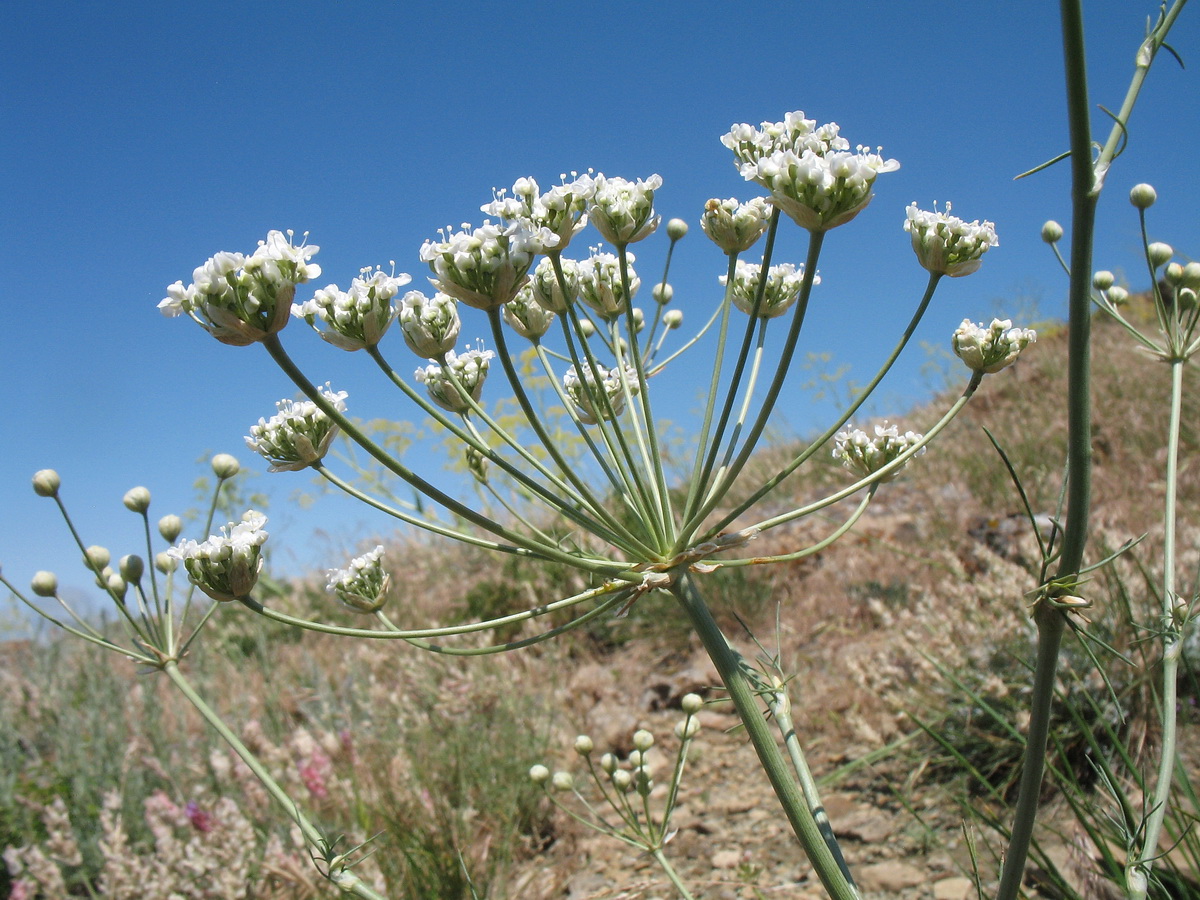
1148;242;1174;268
666;218;688;241
1108;286;1130;305
31;571;58;597
32;469;62;498
600;753;617;774
632;729;654;752
158;515;183;542
1092;270;1115;291
631;308;645;333
528;764;550;785
663;309;683;329
1164;262;1184;285
123;487;151;513
1181;262;1200;289
211;454;240;479
155;551;177;574
675;717;701;739
1129;183;1157;209
680;693;704;714
652;283;673;305
106;573;128;600
1040;220;1063;244
551;771;574;792
119;554;145;583
627;749;643;768
573;735;594;756
577;318;595;338
84;546;111;571
611;769;632;791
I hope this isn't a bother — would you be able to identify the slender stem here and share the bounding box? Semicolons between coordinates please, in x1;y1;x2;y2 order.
671;573;859;900
651;848;697;900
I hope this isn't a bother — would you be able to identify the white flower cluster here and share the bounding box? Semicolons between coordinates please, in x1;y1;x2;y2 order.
419;221;554;310
832;422;924;483
481;173;595;253
952;318;1036;373
577;250;640;319
398;290;461;358
504;284;557;341
563;363;641;425
528;256;579;313
415;347;495;412
167;511;268;603
700;197;773;254
327;545;389;613
292;267;411;351
159;230;321;345
720;260;814;319
904;203;999;278
588;174;663;245
722;112;899;232
244;384;348;472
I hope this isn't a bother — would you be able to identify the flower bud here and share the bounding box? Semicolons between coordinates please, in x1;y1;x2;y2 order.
576;318;595;338
550;771;574;792
675;717;701;740
84;546;111;571
211;454;240;479
1129;183;1157;209
600;753;617;774
627;750;643;768
663;310;683;329
680;693;704;715
119;554;145;583
32;469;61;498
635;770;654;796
155;551;178;574
1147;242;1174;268
1164;262;1184;285
611;769;632;792
106;573;128;600
31;571;58;597
1040;220;1063;244
632;729;654;752
158;515;183;542
1092;270;1115;291
666;218;688;240
1181;262;1200;290
528;764;550;785
123;487;151;513
573;735;594;756
1108;286;1129;305
652;283;673;305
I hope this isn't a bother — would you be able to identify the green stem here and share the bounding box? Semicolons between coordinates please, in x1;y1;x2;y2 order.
671;573;859;900
163;663;388;899
652;848;698;900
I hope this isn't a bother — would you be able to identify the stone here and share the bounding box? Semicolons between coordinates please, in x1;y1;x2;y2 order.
933;876;975;900
856;860;926;893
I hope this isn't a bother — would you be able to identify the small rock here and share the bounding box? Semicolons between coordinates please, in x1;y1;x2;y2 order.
857;860;926;892
933;876;975;900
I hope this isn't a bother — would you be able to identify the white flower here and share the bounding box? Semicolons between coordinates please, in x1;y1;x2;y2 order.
327;546;389;613
577;249;639;319
415;347;495;412
398;290;461;358
952;318;1036;373
563;363;641;424
481;173;595;252
167;510;269;602
245;384;348;472
904;203;998;277
700;197;773;253
292;267;411;350
720;260;814;318
503;284;557;341
588;174;663;245
420;221;552;310
832;421;924;483
529;256;579;313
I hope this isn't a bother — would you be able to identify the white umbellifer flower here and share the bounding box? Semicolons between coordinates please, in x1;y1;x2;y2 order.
563;363;641;424
292;267;411;350
481;173;595;253
700;197;773;253
720;260;815;318
419;221;554;310
952;318;1036;373
904;203;999;277
415;347;495;412
245;384;347;472
398;290;461;358
167;511;268;603
503;284;557;341
588;174;663;245
529;256;579;313
159;230;321;345
832;422;924;483
577;250;640;319
722;113;899;232
327;545;389;613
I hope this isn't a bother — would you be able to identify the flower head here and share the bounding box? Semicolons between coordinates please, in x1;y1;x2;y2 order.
588;174;663;245
720;260;814;318
481;173;595;253
563;363;641;424
952;318;1036;373
327;546;389;613
722;113;898;232
700;197;773;253
577;249;640;319
503;284;557;341
419;221;552;310
398;290;461;358
415;346;494;412
159;230;320;345
833;422;924;483
904;203;998;277
292;267;411;350
529;256;579;313
245;385;348;472
168;511;268;602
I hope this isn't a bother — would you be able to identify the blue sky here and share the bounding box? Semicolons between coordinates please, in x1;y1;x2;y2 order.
2;1;1197;620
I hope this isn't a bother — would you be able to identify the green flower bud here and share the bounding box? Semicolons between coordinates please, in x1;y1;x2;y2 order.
600;753;617;774
119;554;145;583
551;771;574;792
84;546;111;571
611;769;632;792
652;283;673;305
680;693;704;714
123;486;151;513
158;515;183;542
1182;262;1200;290
31;571;58;597
155;551;178;574
632;729;654;752
635;770;653;796
528;764;550;785
32;469;61;498
1129;183;1157;209
628;749;644;768
1040;220;1063;244
666;218;688;240
1108;285;1129;305
1164;262;1185;285
663;309;683;329
577;318;595;338
675;717;701;740
211;454;241;479
1092;270;1115;291
107;573;128;599
573;735;594;756
1148;242;1173;268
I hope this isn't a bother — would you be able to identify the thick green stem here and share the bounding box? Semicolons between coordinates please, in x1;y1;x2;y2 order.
671;573;859;900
